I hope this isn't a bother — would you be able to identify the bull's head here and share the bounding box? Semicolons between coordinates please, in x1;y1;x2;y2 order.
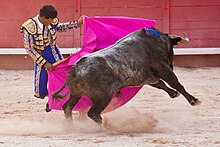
145;28;189;69
165;33;190;69
168;33;190;45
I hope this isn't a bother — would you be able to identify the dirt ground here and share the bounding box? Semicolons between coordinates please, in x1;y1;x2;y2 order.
0;67;220;147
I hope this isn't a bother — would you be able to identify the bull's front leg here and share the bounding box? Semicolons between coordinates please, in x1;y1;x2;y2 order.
150;79;180;98
154;64;201;106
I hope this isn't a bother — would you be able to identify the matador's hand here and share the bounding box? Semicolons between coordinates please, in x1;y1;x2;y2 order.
77;16;84;27
44;62;54;70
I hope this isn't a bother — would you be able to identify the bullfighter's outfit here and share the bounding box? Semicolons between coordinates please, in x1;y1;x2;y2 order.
20;15;80;98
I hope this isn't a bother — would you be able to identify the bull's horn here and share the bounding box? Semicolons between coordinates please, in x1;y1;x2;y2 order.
180;33;190;44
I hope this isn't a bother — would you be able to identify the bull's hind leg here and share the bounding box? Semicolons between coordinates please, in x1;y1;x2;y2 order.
87;94;112;125
155;65;201;106
86;81;116;125
62;93;82;120
151;80;180;98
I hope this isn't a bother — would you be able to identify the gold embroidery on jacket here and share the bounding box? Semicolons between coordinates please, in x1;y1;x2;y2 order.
21;18;57;51
47;25;59;61
35;65;41;97
20;18;37;35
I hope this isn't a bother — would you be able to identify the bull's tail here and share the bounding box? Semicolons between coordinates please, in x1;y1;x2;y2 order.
52;65;76;99
52;78;70;99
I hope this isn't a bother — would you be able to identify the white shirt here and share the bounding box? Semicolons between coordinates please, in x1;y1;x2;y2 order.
36;15;43;30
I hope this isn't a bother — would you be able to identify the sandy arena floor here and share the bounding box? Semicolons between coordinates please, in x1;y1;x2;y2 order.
0;67;220;147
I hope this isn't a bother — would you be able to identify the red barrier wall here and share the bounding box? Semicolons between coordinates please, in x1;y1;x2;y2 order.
1;0;219;48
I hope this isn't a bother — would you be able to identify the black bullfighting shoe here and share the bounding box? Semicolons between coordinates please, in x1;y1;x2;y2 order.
45;102;52;112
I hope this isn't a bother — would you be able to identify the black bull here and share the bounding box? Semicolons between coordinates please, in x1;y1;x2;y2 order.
52;28;201;125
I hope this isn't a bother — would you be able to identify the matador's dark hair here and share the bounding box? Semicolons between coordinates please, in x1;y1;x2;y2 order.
39;5;57;19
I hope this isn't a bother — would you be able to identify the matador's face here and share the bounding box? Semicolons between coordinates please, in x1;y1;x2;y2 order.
40;16;54;26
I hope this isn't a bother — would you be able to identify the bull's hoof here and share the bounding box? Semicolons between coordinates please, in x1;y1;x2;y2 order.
190;99;201;106
170;91;180;98
64;117;73;122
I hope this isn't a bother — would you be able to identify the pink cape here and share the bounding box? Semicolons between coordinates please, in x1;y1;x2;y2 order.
48;16;156;113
